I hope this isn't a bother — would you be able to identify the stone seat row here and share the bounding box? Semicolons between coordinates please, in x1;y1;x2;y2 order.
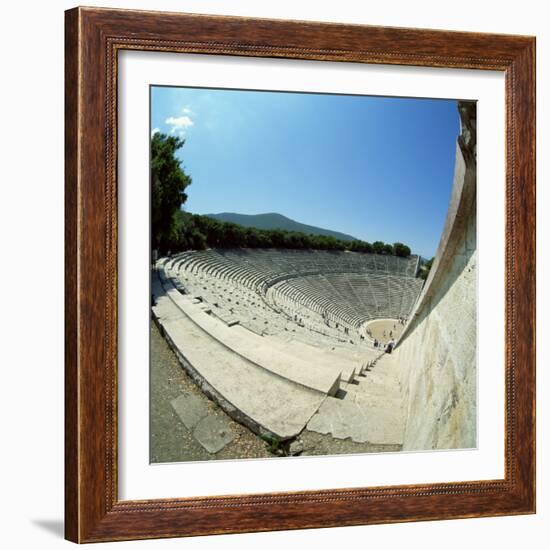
152;274;326;439
158;264;362;388
179;267;356;345
172;248;420;287
161;249;422;348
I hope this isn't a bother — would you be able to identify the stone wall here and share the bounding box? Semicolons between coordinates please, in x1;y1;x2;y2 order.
395;102;477;450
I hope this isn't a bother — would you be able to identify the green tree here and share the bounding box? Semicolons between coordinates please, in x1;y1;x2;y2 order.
349;240;373;253
393;242;411;257
372;241;385;254
151;132;192;252
419;256;435;280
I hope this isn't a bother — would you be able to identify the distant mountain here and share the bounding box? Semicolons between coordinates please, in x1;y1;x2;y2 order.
205;212;358;242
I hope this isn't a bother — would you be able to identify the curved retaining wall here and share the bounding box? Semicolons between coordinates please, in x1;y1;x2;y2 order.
395;101;477;451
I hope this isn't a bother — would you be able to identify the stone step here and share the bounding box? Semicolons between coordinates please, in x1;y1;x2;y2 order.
362;367;401;386
341;380;402;403
361;353;402;377
167;288;340;396
207;308;241;327
153;288;326;440
306;395;404;445
306;350;406;445
344;384;403;413
265;336;359;384
162;276;342;397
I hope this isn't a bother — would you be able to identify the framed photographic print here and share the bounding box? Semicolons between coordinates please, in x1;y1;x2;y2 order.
65;6;536;543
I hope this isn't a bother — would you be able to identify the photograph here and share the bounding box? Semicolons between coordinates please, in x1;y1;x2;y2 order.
150;86;477;463
1;0;542;546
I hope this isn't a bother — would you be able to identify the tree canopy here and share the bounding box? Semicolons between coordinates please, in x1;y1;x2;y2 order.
419;256;435;280
167;211;413;258
151;132;192;251
393;242;412;257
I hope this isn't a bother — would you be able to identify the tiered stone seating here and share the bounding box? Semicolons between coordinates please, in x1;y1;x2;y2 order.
154;248;423;445
165;248;423;348
269;272;422;338
152;274;328;439
307;352;406;444
176;248;419;285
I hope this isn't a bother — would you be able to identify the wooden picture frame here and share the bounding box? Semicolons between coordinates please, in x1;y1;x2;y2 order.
65;6;536;543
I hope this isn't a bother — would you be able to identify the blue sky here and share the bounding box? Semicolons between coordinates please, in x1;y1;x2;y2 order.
151;86;460;258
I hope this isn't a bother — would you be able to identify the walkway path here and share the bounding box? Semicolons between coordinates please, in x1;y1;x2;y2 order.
306;353;405;445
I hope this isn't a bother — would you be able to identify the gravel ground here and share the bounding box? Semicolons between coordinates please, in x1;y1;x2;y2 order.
151;320;401;462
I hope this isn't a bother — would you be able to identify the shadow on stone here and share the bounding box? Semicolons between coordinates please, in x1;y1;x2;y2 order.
335;388;347;400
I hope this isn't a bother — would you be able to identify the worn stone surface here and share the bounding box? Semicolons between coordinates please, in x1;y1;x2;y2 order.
153;288;326;440
397;245;476;450
306;354;405;445
267;336;358;383
193;415;235;454
307;395;403;445
166;286;341;396
289;439;305;456
150;322;271;463
170;394;209;430
395;103;477;451
299;430;401;456
307;398;370;442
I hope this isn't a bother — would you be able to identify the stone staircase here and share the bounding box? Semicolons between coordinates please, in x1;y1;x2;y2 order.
306;352;405;445
154;259;407;447
152;273;327;440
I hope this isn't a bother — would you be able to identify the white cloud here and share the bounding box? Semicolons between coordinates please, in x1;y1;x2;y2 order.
151;127;160;137
181;106;193;115
165;114;194;135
